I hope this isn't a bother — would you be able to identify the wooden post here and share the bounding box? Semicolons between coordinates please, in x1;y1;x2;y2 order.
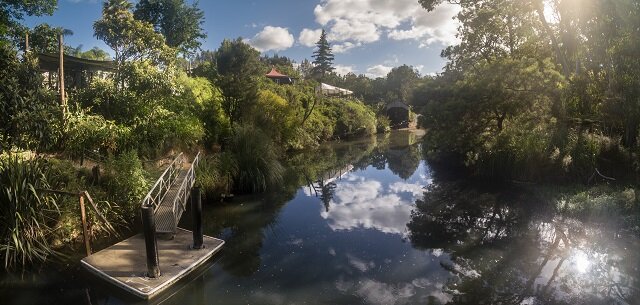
191;187;203;249
141;205;161;278
59;33;66;115
79;194;92;256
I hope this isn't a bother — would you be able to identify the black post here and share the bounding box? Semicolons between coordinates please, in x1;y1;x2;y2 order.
141;205;161;278
191;187;204;249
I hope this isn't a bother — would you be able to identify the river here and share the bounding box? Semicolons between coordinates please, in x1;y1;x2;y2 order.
2;130;639;304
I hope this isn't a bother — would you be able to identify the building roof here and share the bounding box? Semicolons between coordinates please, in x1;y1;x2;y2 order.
36;52;116;72
265;67;289;78
317;83;353;96
385;101;410;111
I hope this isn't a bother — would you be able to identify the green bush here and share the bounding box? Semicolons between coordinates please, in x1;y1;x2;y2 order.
0;45;62;151
376;115;391;133
0;153;61;270
102;151;149;220
230;125;284;193
321;97;377;139
65;109;132;159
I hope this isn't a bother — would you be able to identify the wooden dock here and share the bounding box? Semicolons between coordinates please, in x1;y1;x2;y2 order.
81;228;224;299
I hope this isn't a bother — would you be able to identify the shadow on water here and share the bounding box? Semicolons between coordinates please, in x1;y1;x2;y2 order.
408;178;640;305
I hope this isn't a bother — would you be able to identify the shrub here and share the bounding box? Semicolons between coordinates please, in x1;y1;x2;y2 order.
376;115;391;133
0;153;61;270
65;109;132;159
230;125;284;193
0;45;62;151
102;151;149;220
323;98;377;138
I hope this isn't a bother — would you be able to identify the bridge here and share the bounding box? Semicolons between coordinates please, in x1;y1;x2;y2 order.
81;151;225;299
142;152;200;234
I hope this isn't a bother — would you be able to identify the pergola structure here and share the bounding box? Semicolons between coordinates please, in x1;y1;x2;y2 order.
36;52;115;89
265;67;295;85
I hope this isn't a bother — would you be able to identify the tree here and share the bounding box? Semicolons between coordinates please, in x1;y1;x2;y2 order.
297;58;313;79
214;38;265;128
385;65;420;103
19;23;73;54
78;46;111;60
0;0;56;40
311;29;334;79
93;0;174;67
133;0;205;56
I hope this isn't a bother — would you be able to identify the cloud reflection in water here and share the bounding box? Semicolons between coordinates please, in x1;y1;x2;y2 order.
319;173;428;235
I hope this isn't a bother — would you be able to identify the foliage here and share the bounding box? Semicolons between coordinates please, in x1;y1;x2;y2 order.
102;150;149;220
0;45;62;151
416;0;640;182
0;0;56;40
213;38;264;127
73;61;210;156
133;0;205;56
311;29;334;80
376;115;391;133
229;125;284;193
93;0;174;66
322;97;377;139
64;109;131;160
385;65;420;103
77;46;111;60
0;154;60;270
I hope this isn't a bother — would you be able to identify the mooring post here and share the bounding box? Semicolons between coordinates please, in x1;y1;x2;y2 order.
191;187;204;249
141;205;161;278
79;194;92;256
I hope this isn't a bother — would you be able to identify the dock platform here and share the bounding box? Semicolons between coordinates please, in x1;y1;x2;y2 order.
81;228;224;299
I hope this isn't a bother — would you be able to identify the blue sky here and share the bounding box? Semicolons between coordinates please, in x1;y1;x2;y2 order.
24;0;461;78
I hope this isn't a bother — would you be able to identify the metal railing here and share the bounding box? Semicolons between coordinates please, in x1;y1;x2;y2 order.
142;153;185;211
168;151;200;230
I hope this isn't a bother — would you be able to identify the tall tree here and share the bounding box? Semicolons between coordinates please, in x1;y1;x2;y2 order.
0;0;57;41
214;38;265;128
133;0;205;56
385;65;420;103
93;0;173;66
311;29;334;80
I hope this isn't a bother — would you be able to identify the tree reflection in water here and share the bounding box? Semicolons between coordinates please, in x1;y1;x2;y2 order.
408;181;640;304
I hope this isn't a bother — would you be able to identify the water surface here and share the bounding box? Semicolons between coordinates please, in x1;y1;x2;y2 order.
3;131;639;305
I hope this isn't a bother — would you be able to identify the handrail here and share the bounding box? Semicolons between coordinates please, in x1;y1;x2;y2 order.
169;152;200;226
141;153;184;211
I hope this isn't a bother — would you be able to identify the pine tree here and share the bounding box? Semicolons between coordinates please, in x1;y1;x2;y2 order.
311;29;334;80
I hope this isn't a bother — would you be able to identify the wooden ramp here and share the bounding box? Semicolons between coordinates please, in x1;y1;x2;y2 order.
81;228;224;299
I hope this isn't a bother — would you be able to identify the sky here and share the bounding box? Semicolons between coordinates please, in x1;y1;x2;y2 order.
23;0;461;78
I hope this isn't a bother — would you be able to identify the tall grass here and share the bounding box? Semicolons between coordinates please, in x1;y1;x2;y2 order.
0;154;60;270
231;125;284;193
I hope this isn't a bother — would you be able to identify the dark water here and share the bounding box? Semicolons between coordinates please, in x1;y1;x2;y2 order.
3;131;639;305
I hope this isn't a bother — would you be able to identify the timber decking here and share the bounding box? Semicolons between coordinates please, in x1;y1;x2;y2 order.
81;228;224;299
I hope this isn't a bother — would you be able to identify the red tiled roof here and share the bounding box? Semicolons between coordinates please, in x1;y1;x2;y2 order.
266;68;289;78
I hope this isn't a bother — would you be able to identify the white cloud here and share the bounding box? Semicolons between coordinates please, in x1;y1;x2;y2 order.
320;179;413;235
247;26;294;52
334;64;355;76
333;41;361;54
299;28;322;47
336;278;452;305
366;64;392;78
313;0;460;47
389;182;424;198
